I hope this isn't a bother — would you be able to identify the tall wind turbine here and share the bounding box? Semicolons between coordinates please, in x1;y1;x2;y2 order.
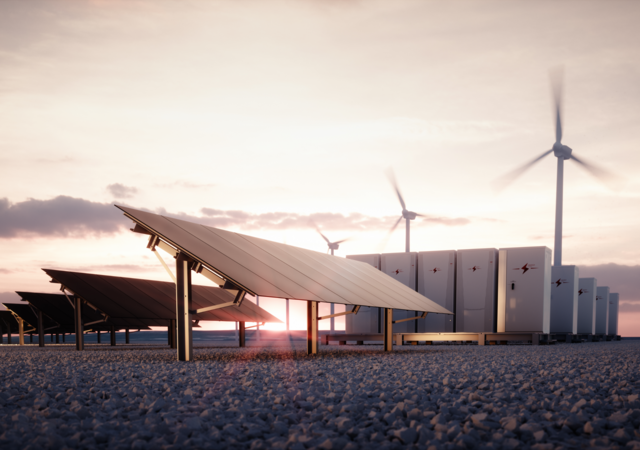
495;69;616;266
385;170;424;253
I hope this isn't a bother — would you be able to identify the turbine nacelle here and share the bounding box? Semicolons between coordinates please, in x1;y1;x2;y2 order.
553;142;572;160
328;242;340;251
402;209;418;220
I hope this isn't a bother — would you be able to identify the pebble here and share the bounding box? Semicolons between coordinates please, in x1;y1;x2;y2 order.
0;341;639;449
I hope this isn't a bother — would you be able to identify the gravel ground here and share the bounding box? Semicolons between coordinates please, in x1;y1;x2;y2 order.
1;341;639;450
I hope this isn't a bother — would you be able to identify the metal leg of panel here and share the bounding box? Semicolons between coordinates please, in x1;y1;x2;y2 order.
62;333;65;343
330;303;335;333
55;333;59;344
176;253;193;361
239;322;245;348
38;310;45;348
7;329;10;345
50;333;53;343
110;325;116;346
97;330;101;344
307;300;318;355
0;323;3;345
169;320;176;349
30;333;33;344
18;318;24;346
75;297;84;351
383;308;393;352
126;328;130;344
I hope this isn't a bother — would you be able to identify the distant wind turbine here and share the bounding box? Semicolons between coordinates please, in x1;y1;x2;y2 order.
384;169;425;253
494;68;618;266
314;224;348;256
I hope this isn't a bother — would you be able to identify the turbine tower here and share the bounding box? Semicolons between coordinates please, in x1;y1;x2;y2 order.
495;69;615;266
386;170;423;253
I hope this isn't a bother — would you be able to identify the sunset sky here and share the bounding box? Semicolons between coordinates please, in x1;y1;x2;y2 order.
1;1;639;335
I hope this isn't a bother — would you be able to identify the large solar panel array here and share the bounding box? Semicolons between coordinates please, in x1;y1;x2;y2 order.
117;206;453;315
43;269;281;325
15;292;135;333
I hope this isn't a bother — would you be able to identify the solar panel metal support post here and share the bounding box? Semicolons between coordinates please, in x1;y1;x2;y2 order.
168;320;176;349
38;310;45;348
97;330;101;344
110;325;116;346
55;333;59;344
74;297;84;351
176;253;194;361
62;333;65;343
126;329;130;344
0;322;3;344
307;301;318;355
18;317;24;345
384;308;393;351
286;299;290;331
239;321;246;347
6;324;10;345
330;303;335;332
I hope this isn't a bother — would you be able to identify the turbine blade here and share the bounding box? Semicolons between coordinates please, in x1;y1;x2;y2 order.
378;216;403;252
334;238;349;245
492;149;553;192
311;221;330;244
386;168;406;210
570;153;623;190
550;66;564;143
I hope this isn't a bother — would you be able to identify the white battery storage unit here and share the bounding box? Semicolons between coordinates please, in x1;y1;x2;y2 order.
417;250;456;333
595;286;610;335
550;265;579;334
497;246;552;333
345;254;381;334
577;278;597;334
608;293;619;336
455;248;498;332
380;252;418;333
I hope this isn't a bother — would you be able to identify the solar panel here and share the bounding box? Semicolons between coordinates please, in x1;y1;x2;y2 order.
42;269;281;325
15;292;142;331
116;206;452;315
0;310;21;334
2;303;42;331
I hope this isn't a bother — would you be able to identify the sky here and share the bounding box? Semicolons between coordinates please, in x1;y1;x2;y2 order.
1;0;639;335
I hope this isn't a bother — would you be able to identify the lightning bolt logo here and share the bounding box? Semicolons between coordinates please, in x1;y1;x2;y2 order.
393;269;403;275
578;289;586;296
431;267;441;274
468;266;480;272
513;263;537;274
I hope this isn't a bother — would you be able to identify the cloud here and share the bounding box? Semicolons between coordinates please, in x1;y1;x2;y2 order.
197;208;470;232
620;303;640;313
0;196;125;238
579;263;640;304
107;183;138;199
0;195;472;240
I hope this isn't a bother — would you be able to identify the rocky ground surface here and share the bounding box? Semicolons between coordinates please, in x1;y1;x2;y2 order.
1;341;639;450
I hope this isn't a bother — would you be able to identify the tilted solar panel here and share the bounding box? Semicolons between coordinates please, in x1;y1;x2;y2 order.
42;269;281;325
116;206;452;315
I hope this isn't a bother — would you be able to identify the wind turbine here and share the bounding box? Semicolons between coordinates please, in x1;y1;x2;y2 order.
314;225;348;256
495;68;616;266
385;170;424;253
313;224;349;332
